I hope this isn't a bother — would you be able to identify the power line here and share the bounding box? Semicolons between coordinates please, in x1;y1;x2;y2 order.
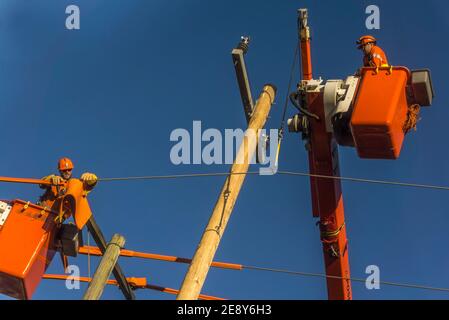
243;265;449;293
98;172;249;182
98;170;449;192
96;170;449;295
279;170;449;191
77;245;449;295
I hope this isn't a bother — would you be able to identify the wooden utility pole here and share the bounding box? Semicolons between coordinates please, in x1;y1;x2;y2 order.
83;233;126;300
177;84;276;300
86;216;135;300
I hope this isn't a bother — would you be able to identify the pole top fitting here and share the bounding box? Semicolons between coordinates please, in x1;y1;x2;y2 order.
298;8;308;28
298;8;308;19
237;36;251;54
263;84;277;104
240;36;250;44
297;8;310;40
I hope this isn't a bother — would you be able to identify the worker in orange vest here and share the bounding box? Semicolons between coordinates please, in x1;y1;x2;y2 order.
38;157;98;206
357;35;389;68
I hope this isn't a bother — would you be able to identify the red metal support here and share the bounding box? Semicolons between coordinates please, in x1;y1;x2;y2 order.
298;8;352;300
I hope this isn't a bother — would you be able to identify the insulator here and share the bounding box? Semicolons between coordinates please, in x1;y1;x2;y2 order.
287;114;308;133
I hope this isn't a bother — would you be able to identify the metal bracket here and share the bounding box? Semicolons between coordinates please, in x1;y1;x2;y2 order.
232;36;254;123
0;201;12;226
335;76;359;114
232;36;267;164
302;78;324;92
323;76;360;133
324;80;344;133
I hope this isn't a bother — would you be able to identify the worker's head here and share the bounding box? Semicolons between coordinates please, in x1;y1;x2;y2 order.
357;35;377;54
58;157;74;180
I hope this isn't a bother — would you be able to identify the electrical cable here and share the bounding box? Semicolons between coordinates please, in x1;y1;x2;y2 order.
77;245;449;294
97;170;449;192
242;265;449;293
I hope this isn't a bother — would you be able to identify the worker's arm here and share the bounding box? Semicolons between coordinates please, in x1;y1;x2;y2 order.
371;47;389;67
371;54;383;67
40;175;62;189
80;172;98;192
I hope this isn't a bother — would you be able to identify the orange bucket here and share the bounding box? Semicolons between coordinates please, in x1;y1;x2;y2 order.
350;67;410;159
0;200;58;299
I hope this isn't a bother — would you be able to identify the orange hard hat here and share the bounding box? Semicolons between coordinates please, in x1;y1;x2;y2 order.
58;157;74;171
357;35;377;49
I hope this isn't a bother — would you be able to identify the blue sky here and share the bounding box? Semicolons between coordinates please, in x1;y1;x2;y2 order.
0;0;448;300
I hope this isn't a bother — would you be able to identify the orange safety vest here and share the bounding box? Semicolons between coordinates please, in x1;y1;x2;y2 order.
38;176;96;208
363;45;389;67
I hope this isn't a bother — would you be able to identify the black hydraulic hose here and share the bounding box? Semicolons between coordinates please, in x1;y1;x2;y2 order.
289;92;320;120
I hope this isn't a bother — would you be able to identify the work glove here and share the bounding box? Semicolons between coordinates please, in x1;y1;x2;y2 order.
81;172;98;186
42;175;63;186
